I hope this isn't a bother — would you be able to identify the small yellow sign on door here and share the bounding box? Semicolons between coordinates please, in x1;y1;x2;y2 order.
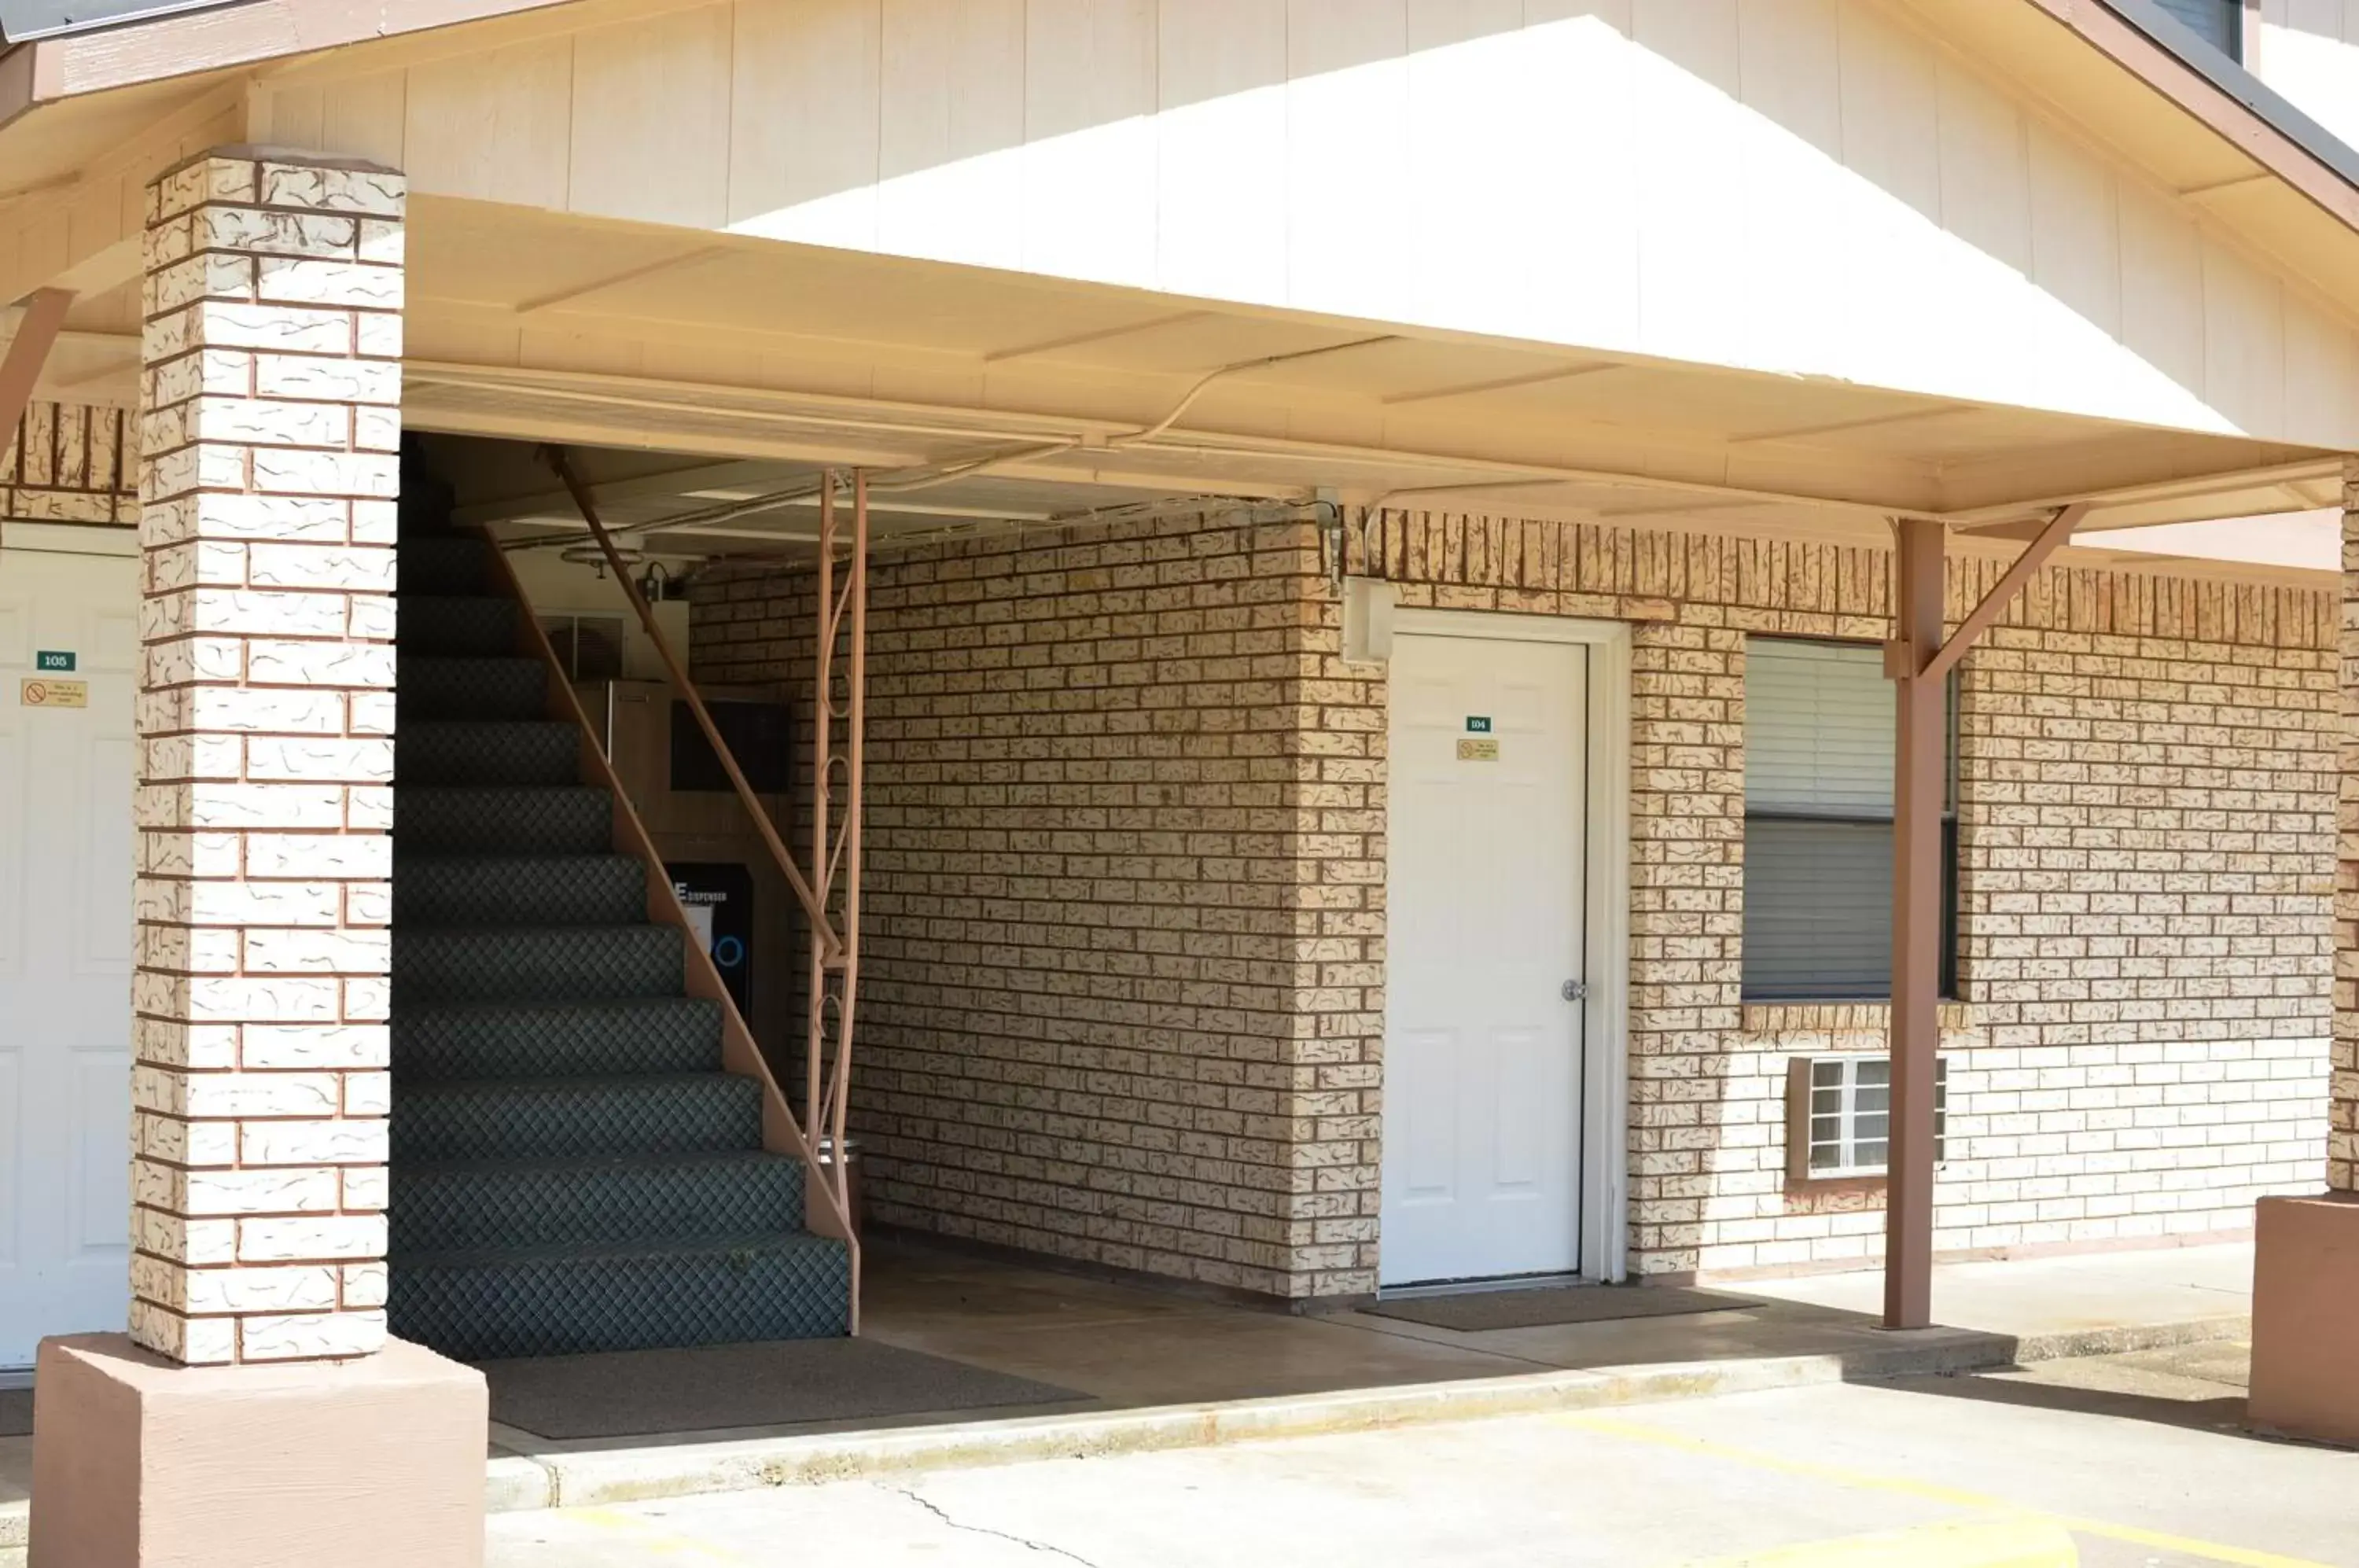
20;678;87;709
1456;738;1499;761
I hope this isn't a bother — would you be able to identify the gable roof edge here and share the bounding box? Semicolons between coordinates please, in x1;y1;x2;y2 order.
2028;0;2359;234
0;0;584;123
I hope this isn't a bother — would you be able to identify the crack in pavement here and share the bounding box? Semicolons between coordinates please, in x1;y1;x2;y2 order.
885;1485;1105;1566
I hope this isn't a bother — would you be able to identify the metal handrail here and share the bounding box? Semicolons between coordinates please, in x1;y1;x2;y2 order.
542;447;842;961
538;445;867;1219
477;518;860;1309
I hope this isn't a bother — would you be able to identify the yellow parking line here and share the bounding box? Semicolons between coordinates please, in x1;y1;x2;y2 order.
1555;1413;2334;1568
569;1506;759;1565
1673;1515;2077;1567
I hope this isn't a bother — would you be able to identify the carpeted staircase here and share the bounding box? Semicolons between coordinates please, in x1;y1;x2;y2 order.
386;509;849;1362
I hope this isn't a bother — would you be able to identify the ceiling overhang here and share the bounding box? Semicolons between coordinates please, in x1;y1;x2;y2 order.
375;195;2346;541
3;0;2356;584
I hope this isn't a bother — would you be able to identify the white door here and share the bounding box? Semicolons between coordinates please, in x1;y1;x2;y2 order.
0;544;136;1366
1382;634;1587;1286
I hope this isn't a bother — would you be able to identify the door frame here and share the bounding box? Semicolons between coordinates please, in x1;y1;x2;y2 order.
1386;609;1632;1284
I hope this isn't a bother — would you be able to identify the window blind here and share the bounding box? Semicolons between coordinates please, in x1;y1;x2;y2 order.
1742;638;1952;1002
1744;639;1893;819
1745;818;1895;999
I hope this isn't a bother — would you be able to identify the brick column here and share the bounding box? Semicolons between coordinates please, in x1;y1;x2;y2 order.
2337;461;2359;1194
131;149;403;1365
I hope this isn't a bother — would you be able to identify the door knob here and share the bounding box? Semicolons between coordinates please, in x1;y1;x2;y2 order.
1561;979;1588;1003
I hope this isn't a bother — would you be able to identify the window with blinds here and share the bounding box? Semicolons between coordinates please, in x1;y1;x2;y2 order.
1742;638;1956;1002
2150;0;2243;61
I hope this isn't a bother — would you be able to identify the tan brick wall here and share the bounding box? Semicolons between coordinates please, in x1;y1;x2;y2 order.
2;399;138;532
2336;480;2359;1194
131;149;404;1364
694;505;2336;1294
1354;512;2336;1278
693;512;1381;1298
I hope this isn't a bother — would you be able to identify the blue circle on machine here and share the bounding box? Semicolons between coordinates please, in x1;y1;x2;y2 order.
714;936;746;969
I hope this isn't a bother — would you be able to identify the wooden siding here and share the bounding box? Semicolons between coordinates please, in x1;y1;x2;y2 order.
244;0;2359;449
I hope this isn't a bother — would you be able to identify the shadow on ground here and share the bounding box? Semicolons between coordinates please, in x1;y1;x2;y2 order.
1885;1340;2265;1440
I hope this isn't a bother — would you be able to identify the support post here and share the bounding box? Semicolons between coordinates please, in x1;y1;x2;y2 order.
833;469;868;1176
2244;458;2359;1448
804;469;868;1231
31;147;482;1568
805;474;835;1147
1885;517;1947;1331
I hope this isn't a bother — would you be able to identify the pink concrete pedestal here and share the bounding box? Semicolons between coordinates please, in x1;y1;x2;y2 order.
29;1334;486;1568
2248;1193;2359;1448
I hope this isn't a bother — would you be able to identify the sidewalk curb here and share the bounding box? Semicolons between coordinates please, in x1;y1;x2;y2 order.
493;1312;2251;1514
0;1310;2250;1548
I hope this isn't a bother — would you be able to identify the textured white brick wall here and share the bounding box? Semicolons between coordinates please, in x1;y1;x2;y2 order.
130;148;403;1366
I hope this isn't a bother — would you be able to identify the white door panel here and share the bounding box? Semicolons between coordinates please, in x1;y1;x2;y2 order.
1382;634;1586;1286
0;547;135;1366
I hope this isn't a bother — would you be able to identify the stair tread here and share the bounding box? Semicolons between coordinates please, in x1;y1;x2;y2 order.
392;921;675;941
389;856;649;929
400;718;576;735
392;852;639;868
399;786;608;805
388;1145;808;1254
392;1229;840;1268
402;654;547;673
391;1068;760;1161
399;1069;741;1099
392;920;679;1003
397;748;574;774
392;994;723;1084
403;782;604;796
395;919;667;937
397;660;550;723
389;910;651;933
396;994;714;1020
388;510;851;1357
397;1148;801;1180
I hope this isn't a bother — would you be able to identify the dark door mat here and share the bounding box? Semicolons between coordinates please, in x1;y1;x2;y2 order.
0;1389;27;1437
482;1338;1087;1440
1362;1285;1765;1332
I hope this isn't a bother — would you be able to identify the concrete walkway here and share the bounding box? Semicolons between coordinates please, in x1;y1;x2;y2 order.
455;1240;2254;1510
486;1355;2357;1567
0;1241;2261;1552
1740;1244;2256;1343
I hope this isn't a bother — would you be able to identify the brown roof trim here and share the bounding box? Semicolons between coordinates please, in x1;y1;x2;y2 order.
0;39;57;138
1;0;581;112
2023;0;2359;232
